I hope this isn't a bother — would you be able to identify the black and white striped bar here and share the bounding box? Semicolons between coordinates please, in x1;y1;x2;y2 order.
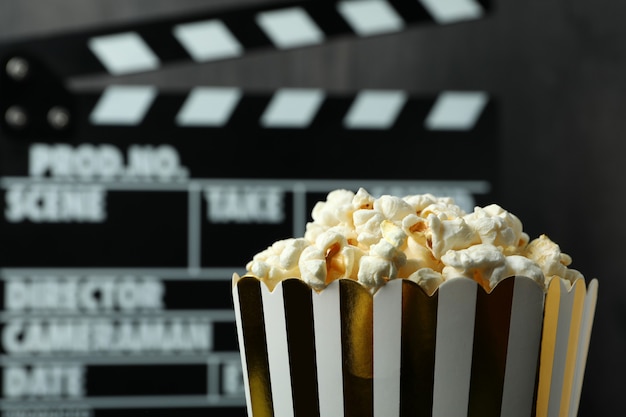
233;275;599;417
83;86;489;131
59;88;498;183
1;0;492;79
73;87;497;184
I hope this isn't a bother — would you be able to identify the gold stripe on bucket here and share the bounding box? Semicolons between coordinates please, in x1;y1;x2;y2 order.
467;277;515;417
558;280;586;417
536;277;562;417
282;278;320;417
340;279;374;417
236;276;274;417
400;280;438;417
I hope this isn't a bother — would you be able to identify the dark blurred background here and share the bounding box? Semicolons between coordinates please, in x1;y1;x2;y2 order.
0;0;622;415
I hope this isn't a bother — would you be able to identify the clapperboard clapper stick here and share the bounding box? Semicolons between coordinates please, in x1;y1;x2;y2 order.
0;0;496;204
0;1;496;414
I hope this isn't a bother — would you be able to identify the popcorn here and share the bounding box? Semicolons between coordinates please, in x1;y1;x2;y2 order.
235;188;597;417
524;234;571;279
407;267;443;295
504;255;545;285
426;215;479;258
441;243;508;289
463;204;529;253
246;238;306;287
244;188;584;292
310;188;355;227
373;194;414;221
298;245;326;290
352;209;386;247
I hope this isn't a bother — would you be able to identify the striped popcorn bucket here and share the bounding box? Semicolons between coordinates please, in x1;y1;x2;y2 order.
232;275;598;417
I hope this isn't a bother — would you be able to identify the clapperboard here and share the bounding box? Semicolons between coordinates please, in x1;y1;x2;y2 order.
0;1;495;416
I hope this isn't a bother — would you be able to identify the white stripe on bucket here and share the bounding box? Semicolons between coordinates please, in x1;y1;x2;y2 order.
232;280;254;417
312;280;344;417
373;279;403;417
261;283;294;417
547;280;576;417
432;277;477;417
569;279;598;417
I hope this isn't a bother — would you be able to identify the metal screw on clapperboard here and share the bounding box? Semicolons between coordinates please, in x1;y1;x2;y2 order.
4;57;29;129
